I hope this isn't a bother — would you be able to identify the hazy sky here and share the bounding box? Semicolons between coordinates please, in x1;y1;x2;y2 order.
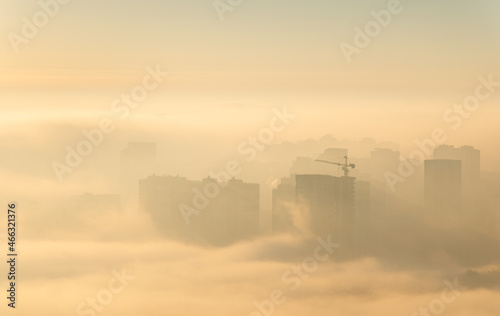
1;0;500;186
2;0;500;83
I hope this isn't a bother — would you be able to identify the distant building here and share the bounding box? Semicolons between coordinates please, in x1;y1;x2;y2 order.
290;148;349;176
355;181;371;216
139;175;259;245
139;175;196;237
296;174;356;246
272;176;296;234
370;148;400;184
206;178;260;243
424;159;462;214
272;174;367;247
320;148;349;161
120;142;157;209
433;145;480;190
355;180;371;251
290;157;331;176
368;148;400;215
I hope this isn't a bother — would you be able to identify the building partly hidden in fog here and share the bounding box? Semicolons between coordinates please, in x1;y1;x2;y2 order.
370;148;401;184
139;175;259;246
272;173;367;250
369;148;401;215
433;145;480;191
424;159;462;214
296;175;356;246
272;176;297;233
120;142;157;209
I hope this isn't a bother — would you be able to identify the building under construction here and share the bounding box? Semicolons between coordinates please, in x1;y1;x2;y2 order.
273;154;362;249
296;174;356;246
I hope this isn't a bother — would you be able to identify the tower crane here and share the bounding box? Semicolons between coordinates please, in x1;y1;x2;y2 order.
315;156;355;177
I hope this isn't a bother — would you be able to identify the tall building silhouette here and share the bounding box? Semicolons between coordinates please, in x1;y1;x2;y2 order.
369;148;401;215
139;175;259;245
296;174;356;246
272;176;296;234
370;148;400;184
120;142;157;209
433;145;480;190
424;159;462;214
355;180;371;251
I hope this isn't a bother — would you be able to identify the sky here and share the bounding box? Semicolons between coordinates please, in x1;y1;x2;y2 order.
1;0;499;147
0;0;499;192
1;0;500;81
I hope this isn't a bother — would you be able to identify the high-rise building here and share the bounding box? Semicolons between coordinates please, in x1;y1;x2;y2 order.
424;159;462;214
120;142;157;209
368;148;401;215
272;176;296;233
206;178;260;242
139;175;259;245
139;175;197;237
296;174;356;246
433;145;480;189
355;180;370;251
370;148;401;184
